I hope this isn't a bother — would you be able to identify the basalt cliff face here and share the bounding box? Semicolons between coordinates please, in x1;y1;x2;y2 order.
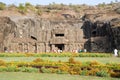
0;16;85;53
82;14;120;52
0;3;120;53
0;16;120;53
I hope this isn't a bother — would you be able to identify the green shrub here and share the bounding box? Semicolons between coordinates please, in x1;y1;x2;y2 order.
0;59;6;66
98;3;106;8
68;57;75;63
25;2;32;7
59;64;69;72
56;69;63;74
0;66;7;72
33;58;43;63
106;63;120;70
25;2;36;12
40;53;50;57
19;67;39;73
90;61;100;66
6;66;19;72
41;67;51;73
96;70;110;77
36;9;42;15
41;67;60;73
69;66;81;75
0;53;26;57
25;53;34;57
48;68;58;73
88;68;99;76
80;70;88;76
16;62;29;67
0;66;19;72
0;2;6;10
18;3;27;14
56;69;68;74
0;53;112;57
0;66;38;72
57;63;69;74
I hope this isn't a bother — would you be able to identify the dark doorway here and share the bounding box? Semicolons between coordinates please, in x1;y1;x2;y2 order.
18;43;23;52
4;47;7;52
55;44;64;50
34;43;37;53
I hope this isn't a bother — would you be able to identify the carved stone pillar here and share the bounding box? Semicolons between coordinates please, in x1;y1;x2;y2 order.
45;43;50;52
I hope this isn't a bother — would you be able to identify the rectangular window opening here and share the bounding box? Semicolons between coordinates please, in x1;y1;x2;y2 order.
55;34;64;37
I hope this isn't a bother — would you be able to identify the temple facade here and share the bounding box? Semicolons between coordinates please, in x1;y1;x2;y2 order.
0;17;86;53
1;16;118;53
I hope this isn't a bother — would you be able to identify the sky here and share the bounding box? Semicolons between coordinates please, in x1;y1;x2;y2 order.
0;0;120;5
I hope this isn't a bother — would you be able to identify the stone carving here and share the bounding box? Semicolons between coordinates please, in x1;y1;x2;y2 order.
0;16;120;53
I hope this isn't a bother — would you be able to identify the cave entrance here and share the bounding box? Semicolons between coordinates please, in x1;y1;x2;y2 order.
92;31;96;37
55;44;64;51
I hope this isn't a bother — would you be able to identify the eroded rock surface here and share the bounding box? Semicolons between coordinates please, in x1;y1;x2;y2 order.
0;13;120;53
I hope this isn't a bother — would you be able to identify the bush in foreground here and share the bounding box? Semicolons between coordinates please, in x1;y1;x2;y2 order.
0;58;119;78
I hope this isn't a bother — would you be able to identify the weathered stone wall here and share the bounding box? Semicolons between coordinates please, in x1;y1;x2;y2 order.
0;17;86;53
0;16;120;53
82;17;120;52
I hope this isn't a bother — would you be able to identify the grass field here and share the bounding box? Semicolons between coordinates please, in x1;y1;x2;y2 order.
0;56;120;63
0;72;119;80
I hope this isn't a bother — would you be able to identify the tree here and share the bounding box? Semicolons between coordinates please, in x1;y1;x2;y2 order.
0;2;6;10
36;9;42;15
98;2;106;8
25;2;36;12
25;2;32;7
18;3;27;14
